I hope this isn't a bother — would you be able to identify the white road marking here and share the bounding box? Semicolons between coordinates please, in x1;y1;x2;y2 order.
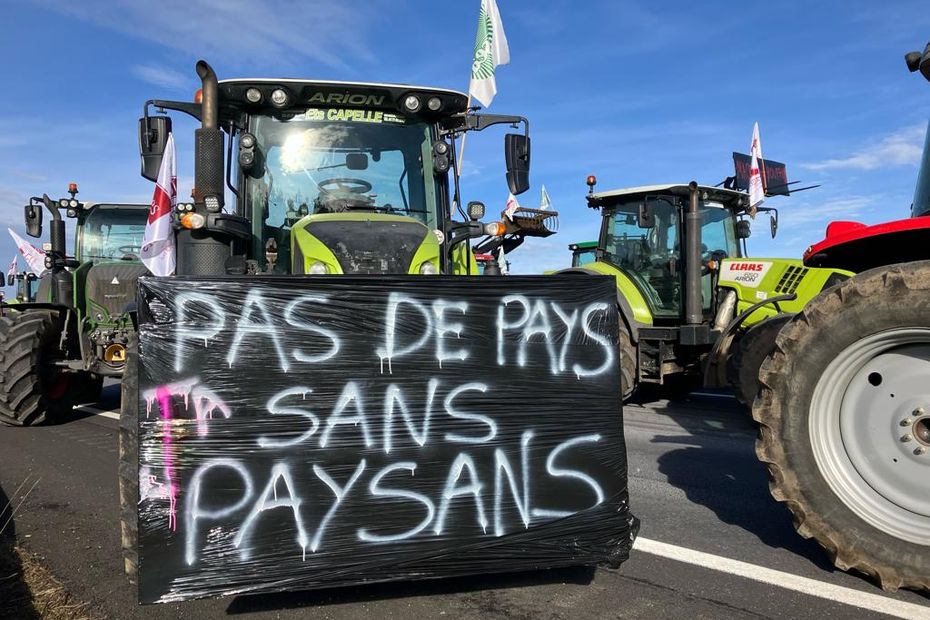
633;537;930;620
690;391;737;399
74;405;120;420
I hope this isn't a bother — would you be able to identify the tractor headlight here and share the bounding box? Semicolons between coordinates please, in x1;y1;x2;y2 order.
245;87;263;104
58;198;69;208
69;199;78;208
419;261;438;275
309;261;328;275
270;88;289;107
427;96;442;111
403;95;421;113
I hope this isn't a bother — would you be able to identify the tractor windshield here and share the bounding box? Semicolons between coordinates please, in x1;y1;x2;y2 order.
78;206;147;262
602;197;739;318
248;110;439;232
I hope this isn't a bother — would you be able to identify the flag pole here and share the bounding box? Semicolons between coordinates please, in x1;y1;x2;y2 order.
456;94;473;178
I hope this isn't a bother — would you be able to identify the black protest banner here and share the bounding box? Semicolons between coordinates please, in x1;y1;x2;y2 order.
732;152;790;196
134;275;633;604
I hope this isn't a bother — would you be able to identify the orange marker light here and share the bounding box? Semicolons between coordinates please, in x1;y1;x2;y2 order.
68;182;78;193
180;212;206;229
484;221;506;237
194;88;203;104
586;175;597;187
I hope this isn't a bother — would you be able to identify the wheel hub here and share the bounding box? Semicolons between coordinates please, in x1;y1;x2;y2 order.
913;416;930;447
810;329;930;546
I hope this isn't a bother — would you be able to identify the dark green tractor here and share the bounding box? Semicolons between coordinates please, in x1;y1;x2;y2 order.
0;188;148;425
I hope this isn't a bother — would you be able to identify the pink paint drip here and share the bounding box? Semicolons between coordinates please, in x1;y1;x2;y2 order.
156;386;178;532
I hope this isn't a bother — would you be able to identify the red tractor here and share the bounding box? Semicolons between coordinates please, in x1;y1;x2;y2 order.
751;42;930;592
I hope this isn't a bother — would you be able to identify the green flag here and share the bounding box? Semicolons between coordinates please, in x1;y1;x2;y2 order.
468;0;510;108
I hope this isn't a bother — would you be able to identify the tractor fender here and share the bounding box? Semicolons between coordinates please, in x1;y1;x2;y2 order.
552;267;641;342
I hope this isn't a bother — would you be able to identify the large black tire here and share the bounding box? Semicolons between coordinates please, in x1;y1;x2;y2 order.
619;326;637;402
0;310;75;426
118;332;139;580
728;314;793;406
753;261;930;592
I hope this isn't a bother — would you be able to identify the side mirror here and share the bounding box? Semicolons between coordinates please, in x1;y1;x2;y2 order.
24;204;42;238
638;199;656;228
139;115;173;182
6;273;13;287
736;219;752;239
504;133;530;196
769;212;778;238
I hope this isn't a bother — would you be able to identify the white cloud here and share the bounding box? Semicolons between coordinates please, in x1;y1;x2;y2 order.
35;0;376;70
775;195;875;226
804;125;926;171
131;64;190;90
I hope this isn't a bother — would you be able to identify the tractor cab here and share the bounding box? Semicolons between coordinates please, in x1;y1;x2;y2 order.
569;241;597;267
139;64;551;277
586;183;747;321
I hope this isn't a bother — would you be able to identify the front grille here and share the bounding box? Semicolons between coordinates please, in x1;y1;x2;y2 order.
303;219;428;274
85;262;148;318
774;265;808;294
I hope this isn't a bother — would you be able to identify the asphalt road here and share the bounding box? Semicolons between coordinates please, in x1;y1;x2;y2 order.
1;385;928;619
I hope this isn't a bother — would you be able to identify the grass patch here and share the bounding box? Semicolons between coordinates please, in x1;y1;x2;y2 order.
0;541;100;620
1;475;99;620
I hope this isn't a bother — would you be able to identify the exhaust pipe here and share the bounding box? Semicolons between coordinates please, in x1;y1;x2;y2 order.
178;60;231;276
196;61;218;130
684;181;703;325
193;60;224;210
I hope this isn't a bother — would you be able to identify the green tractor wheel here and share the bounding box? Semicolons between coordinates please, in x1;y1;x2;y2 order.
754;261;930;592
0;311;77;426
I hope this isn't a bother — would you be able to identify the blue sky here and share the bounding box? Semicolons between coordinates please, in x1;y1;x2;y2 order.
2;0;930;288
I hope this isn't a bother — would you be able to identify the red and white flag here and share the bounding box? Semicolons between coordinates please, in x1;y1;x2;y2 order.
749;122;765;209
504;191;521;220
7;255;18;281
141;133;177;276
7;228;46;275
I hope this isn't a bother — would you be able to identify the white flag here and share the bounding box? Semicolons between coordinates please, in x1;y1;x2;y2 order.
468;0;510;108
497;245;509;275
8;229;46;276
540;185;552;210
141;133;177;276
504;192;521;220
749;122;765;209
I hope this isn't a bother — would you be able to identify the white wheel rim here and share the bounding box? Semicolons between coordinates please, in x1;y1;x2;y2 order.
809;328;930;545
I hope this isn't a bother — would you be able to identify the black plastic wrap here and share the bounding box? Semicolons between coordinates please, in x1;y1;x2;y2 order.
133;275;633;604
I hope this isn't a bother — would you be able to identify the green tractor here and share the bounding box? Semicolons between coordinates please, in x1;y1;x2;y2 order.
0;188;148;425
117;60;557;577
6;271;39;303
558;178;851;402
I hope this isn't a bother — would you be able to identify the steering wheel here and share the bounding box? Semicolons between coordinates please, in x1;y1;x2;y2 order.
318;178;372;194
118;245;141;256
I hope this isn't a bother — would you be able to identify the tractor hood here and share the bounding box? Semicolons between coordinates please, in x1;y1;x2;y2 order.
291;212;440;275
